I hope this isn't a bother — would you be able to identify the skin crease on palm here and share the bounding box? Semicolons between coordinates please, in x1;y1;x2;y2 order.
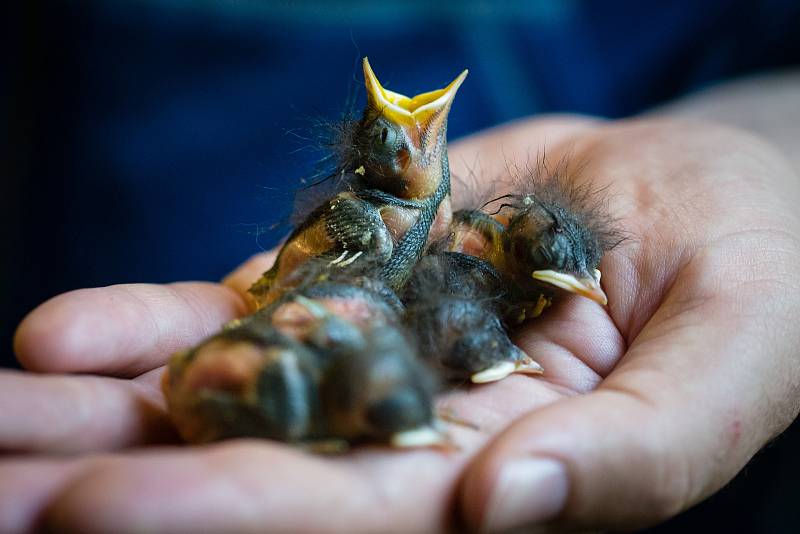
4;112;800;533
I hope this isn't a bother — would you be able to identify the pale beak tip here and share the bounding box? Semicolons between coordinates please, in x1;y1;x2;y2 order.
446;69;469;95
586;279;608;306
516;357;545;375
390;426;448;448
362;56;376;81
470;361;516;384
532;269;609;306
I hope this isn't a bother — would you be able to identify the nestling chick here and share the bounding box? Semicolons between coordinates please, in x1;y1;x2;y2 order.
164;259;442;449
450;158;622;318
403;251;543;384
404;159;622;384
249;58;468;307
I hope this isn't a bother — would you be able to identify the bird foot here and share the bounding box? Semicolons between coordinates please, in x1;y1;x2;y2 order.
328;250;363;268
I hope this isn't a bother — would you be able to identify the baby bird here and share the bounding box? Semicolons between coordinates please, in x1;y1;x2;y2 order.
412;159;621;383
249;58;468;307
451;159;621;317
403;251;543;384
164;259;442;449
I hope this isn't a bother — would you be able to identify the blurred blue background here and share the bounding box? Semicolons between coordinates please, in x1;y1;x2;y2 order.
4;1;800;531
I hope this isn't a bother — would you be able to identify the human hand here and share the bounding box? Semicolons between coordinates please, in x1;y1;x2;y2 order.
4;116;799;533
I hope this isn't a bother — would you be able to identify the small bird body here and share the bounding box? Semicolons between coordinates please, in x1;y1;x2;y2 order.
166;55;471;447
249;59;467;307
449;160;619;309
406;161;621;383
165;258;443;449
403;251;543;383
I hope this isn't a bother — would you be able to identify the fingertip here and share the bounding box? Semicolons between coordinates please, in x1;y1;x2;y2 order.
460;428;571;533
15;283;248;376
458;391;664;532
222;251;278;298
14;289;100;373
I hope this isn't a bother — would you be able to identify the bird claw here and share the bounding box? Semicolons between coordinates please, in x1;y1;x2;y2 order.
328;251;349;266
328;250;363;268
337;250;363;267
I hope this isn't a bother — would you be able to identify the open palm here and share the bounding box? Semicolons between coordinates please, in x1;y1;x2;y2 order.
4;117;799;533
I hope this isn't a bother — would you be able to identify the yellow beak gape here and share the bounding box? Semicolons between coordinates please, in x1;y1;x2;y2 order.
362;57;468;129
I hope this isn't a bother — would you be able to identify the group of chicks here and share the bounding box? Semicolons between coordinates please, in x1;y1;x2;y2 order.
163;59;619;450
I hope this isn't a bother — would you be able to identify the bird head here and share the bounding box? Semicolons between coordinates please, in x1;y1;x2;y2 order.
351;57;468;199
501;162;623;306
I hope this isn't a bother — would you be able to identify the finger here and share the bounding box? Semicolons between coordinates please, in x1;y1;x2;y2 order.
0;370;176;454
14;282;247;377
0;457;88;534
460;273;800;532
221;251;278;300
43;441;468;533
512;294;626;394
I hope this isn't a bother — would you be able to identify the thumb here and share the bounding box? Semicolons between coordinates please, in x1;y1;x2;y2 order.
459;285;800;532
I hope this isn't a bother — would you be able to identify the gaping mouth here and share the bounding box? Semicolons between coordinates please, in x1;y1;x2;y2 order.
532;269;608;306
363;57;468;127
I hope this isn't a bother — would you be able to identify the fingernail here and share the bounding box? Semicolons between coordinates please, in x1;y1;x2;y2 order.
482;457;568;533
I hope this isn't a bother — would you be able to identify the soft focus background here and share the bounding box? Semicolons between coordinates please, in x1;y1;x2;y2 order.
4;0;800;531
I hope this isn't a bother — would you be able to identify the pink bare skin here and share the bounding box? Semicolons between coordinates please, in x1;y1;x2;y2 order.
4;114;800;533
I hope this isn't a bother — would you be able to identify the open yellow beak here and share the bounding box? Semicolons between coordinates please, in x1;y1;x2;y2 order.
363;57;468;129
532;269;608;306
